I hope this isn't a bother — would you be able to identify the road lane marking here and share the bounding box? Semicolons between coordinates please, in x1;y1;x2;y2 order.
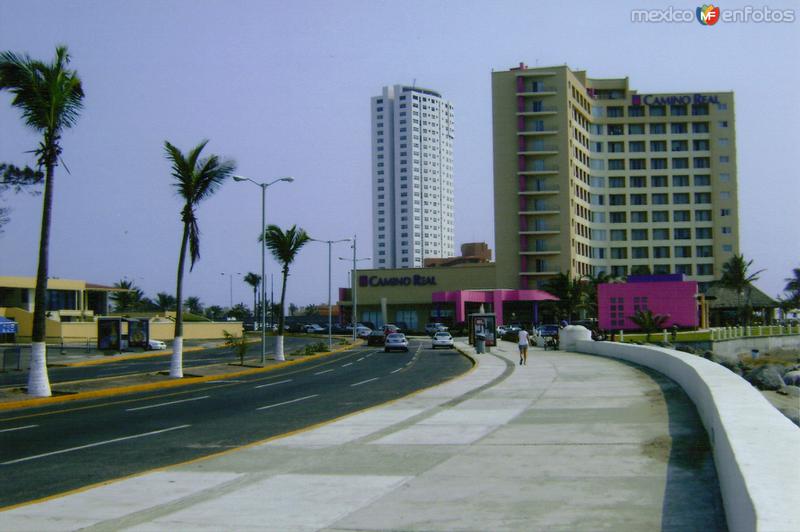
313;369;334;375
341;363;353;367
254;379;292;389
125;396;210;412
256;395;318;411
1;425;191;465
357;357;365;362
0;424;38;433
351;377;378;387
208;380;241;383
390;368;403;374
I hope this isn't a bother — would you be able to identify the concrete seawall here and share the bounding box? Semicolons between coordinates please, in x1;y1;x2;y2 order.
561;326;800;532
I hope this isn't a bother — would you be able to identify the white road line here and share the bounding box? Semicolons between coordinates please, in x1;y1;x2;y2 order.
1;425;191;465
390;368;403;374
126;396;210;412
351;377;379;387
314;369;334;375
255;379;292;389
0;424;38;433
208;380;240;383
365;353;373;358
357;357;365;362
256;395;319;411
341;363;353;367
405;361;413;366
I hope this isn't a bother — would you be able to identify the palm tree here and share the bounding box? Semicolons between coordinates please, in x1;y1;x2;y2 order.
543;271;586;322
184;296;204;316
261;224;310;360
784;267;800;306
629;309;670;343
719;254;764;325
243;272;261;318
154;292;177;312
110;279;144;312
0;46;84;396
581;271;619;319
165;139;235;377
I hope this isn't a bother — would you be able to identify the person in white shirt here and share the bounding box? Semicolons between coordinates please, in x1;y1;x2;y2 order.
517;327;530;366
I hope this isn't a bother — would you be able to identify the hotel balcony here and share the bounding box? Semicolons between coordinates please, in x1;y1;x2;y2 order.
518;164;559;175
518;143;559;156
516;104;558;116
518;181;560;195
519;204;560;216
520;245;561;256
517;127;559;136
516;86;558;96
519;223;560;235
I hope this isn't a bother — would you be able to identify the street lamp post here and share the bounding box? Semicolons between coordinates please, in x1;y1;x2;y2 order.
339;235;369;342
232;174;294;365
221;272;241;308
310;237;351;350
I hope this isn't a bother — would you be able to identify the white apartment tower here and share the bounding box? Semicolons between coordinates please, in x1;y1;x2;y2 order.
371;85;455;268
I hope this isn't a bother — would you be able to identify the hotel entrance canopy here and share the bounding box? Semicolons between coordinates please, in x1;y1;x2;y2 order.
432;289;558;325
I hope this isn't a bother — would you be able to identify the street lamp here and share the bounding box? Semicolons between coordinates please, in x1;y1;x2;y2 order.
338;235;370;342
309;237;351;350
233;174;294;364
220;272;241;308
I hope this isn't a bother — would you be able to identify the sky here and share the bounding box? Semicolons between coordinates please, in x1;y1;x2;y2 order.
1;0;798;310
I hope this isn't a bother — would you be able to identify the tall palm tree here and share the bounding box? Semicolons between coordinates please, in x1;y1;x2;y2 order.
165;139;235;377
184;296;204;316
719;254;764;325
0;46;84;396
581;271;619;319
261;224;310;360
154;292;177;312
543;271;585;322
243;272;261;318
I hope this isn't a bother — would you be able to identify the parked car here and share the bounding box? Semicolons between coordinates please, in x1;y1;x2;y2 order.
383;324;400;336
384;332;409;352
425;322;448;336
506;323;522;333
147;339;167;350
356;326;372;339
496;326;508;336
303;324;325;334
431;331;454;349
367;330;386;346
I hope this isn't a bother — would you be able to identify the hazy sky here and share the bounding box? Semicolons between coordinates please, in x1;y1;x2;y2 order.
1;0;798;309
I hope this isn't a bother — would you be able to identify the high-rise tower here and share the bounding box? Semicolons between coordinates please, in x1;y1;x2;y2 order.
492;64;739;292
371;85;455;269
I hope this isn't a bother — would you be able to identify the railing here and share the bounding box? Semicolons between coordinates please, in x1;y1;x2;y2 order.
709;324;800;341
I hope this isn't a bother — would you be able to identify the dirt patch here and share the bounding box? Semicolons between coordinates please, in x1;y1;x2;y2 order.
642;435;671;463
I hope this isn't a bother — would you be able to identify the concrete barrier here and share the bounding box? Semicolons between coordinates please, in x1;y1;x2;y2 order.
561;326;800;532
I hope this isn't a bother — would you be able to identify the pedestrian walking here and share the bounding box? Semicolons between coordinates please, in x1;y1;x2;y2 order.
518;327;530;365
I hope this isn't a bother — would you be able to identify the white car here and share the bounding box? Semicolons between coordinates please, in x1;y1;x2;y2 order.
384;333;409;352
356;326;372;339
431;331;454;349
147;339;167;350
303;324;325;333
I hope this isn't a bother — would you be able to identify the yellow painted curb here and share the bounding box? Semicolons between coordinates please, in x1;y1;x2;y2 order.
0;342;359;412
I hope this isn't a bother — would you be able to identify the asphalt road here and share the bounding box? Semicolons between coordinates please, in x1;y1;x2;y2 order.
0;339;471;507
0;336;321;388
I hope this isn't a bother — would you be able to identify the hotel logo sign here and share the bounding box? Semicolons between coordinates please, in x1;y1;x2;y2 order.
631;93;720;106
359;274;437;288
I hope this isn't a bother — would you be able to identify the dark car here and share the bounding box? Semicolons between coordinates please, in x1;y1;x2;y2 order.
366;330;386;346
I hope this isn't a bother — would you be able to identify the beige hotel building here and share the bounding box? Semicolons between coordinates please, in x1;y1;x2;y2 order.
492;64;739;292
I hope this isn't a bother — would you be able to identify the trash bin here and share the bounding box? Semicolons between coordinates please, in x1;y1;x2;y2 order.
475;334;486;354
751;349;760;359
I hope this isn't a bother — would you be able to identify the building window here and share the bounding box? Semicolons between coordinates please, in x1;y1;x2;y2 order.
695;210;712;221
696;246;713;257
720;208;731;216
672;157;689;169
694;175;711;186
674;228;691;240
651;193;668;205
697;264;714;275
673;193;690;204
628;141;644;153
653;228;670;240
631;211;648;223
653;211;669;222
653;246;670;258
671;123;687;134
673;210;691;222
610;247;627;259
650;123;666;135
692;122;710;133
651;175;667;187
650;140;667;152
695;193;712;204
674;246;692;258
696;227;712;239
631;229;648;241
610;229;627;241
609;177;625;188
610;212;627;223
632;246;648;259
628;123;645;135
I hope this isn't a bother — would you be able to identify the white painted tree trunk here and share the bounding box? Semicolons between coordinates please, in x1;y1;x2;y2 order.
27;342;52;397
275;335;285;361
170;336;184;378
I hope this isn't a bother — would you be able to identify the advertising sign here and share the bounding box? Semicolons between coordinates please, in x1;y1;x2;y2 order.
97;318;122;350
468;313;497;347
127;319;149;348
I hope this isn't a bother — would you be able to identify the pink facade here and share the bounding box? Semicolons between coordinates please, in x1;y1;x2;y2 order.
598;278;699;331
432;289;558;325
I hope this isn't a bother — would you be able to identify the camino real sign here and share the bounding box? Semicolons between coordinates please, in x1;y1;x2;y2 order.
631;93;720;106
359;274;437;288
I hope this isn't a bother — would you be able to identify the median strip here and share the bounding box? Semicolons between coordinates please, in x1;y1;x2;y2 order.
256;395;318;411
125;396;210;412
1;424;191;465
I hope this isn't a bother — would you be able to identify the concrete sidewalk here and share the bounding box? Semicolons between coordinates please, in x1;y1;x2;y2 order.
0;342;727;531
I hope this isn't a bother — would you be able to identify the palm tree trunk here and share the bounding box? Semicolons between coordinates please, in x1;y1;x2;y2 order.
275;265;289;361
28;161;55;397
170;223;190;378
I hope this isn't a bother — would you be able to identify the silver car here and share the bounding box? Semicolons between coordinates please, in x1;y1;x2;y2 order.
384;333;409;352
431;331;454;349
